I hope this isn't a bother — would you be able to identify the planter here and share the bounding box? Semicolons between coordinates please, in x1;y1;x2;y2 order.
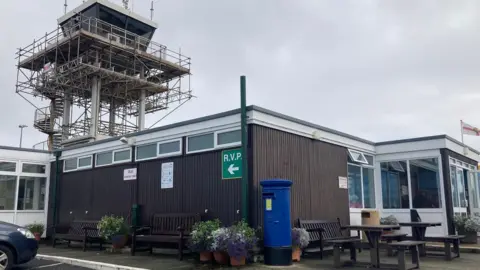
213;251;229;265
292;246;302;262
111;235;128;249
199;251;213;262
33;232;41;241
459;229;478;244
230;256;246;266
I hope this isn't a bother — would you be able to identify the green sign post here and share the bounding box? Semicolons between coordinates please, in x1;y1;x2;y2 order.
222;148;242;179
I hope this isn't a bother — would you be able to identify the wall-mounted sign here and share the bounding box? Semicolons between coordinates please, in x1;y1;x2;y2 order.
123;168;137;181
338;176;348;189
222;148;242;179
161;162;174;189
265;199;272;211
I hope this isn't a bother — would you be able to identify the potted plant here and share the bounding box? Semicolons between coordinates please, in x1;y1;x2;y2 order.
291;228;310;262
454;214;480;244
26;223;45;241
380;215;399;235
189;219;221;263
211;227;230;265
97;215;128;249
227;220;257;266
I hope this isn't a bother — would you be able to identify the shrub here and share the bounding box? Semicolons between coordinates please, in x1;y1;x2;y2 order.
97;215;128;240
189;219;221;252
454;214;480;233
211;227;230;252
292;228;310;248
380;215;399;225
26;223;45;235
226;220;257;260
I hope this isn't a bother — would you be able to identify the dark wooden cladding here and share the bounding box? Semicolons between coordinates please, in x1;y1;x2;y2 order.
250;125;349;228
440;149;477;234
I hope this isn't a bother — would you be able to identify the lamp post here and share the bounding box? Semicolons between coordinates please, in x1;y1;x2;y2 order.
18;125;27;148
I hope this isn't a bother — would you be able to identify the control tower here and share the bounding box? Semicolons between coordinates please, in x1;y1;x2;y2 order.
15;0;191;150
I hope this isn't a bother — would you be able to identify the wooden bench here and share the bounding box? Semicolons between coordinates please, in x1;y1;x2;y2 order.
298;218;360;259
130;213;201;260
424;235;464;261
382;233;408;256
389;241;425;270
52;220;103;251
328;238;361;268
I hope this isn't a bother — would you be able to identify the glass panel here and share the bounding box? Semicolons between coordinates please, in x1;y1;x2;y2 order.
158;141;181;155
17;177;46;210
348;150;368;164
348;165;362;208
0;175;17;210
381;161;409;209
0;162;16;172
217;130;241;145
96;152;112;166
364;155;374;166
188;133;214;152
21;163;46;174
410;158;441;208
78;157;91;168
457;168;467;208
469;171;479;208
136;144;157;160
64;158;77;171
363;167;375;208
114;150;130;162
451;166;459;208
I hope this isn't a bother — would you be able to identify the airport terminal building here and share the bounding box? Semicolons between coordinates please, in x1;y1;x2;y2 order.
1;106;479;237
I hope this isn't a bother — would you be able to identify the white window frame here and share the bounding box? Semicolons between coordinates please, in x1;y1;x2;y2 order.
112;148;132;164
19;162;47;177
135;143;158;161
215;128;241;149
77;155;93;169
157;139;182;158
348;149;369;165
95;151;114;168
186;132;215;154
63;158;79;172
0;159;18;176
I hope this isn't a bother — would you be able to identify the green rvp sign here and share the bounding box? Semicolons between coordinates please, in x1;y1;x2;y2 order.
222;148;242;180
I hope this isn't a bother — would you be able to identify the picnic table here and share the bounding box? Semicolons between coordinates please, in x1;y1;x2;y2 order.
343;224;400;268
398;222;441;256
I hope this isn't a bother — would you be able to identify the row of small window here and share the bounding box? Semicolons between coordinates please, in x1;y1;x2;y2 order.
0;175;46;211
0;161;46;174
63;129;242;171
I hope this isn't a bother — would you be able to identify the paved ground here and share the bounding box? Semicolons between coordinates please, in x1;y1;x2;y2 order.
15;259;90;269
38;244;480;270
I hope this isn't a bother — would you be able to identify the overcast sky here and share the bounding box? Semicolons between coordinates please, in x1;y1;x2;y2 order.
1;0;480;149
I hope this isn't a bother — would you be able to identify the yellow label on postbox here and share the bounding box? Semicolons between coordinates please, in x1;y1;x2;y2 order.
265;198;272;211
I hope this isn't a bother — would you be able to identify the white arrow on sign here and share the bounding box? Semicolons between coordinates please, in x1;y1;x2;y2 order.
228;164;239;175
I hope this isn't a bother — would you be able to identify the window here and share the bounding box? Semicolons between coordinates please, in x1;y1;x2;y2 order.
348;165;362;208
363;167;375;208
217;130;241;146
17;177;46;210
0;175;17;210
409;158;441;208
136;143;157;160
96;151;113;166
187;133;214;153
158;140;181;156
348;149;368;164
64;158;77;171
347;149;375;209
78;156;92;168
22;164;46;174
113;149;131;162
381;161;409;209
0;162;16;172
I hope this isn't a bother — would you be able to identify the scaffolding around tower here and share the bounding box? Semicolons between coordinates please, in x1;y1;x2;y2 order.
15;0;191;150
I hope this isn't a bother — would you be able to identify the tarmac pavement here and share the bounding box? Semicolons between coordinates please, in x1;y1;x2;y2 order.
15;258;91;269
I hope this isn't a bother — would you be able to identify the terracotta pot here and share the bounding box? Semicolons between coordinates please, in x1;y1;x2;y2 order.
292;246;301;262
34;232;41;241
111;235;128;249
213;251;229;265
199;251;213;262
230;256;246;266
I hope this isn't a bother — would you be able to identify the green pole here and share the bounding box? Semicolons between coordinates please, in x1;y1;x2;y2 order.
240;76;249;222
52;150;62;228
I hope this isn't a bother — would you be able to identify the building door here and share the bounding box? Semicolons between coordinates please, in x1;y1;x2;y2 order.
451;166;468;216
468;171;480;217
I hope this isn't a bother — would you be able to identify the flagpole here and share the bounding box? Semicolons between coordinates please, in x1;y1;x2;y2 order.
461;120;464;144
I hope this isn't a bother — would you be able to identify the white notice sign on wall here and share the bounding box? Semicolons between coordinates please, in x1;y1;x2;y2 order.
338;176;348;189
124;168;137;181
161;162;174;189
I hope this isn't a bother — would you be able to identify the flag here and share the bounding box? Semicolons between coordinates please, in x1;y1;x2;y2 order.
461;121;480;136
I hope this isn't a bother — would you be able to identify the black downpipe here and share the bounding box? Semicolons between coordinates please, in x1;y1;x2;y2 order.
52;150;62;230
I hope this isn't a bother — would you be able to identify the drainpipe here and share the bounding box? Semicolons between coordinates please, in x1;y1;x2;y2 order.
52;150;62;230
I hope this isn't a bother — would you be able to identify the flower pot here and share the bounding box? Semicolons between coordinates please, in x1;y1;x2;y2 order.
34;232;41;241
213;251;229;265
459;230;478;244
292;246;302;262
199;251;213;262
230;256;246;266
111;235;128;249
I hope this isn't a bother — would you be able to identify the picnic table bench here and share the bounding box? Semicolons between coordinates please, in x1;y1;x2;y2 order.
297;218;360;259
130;213;201;260
389;240;425;270
52;220;103;251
